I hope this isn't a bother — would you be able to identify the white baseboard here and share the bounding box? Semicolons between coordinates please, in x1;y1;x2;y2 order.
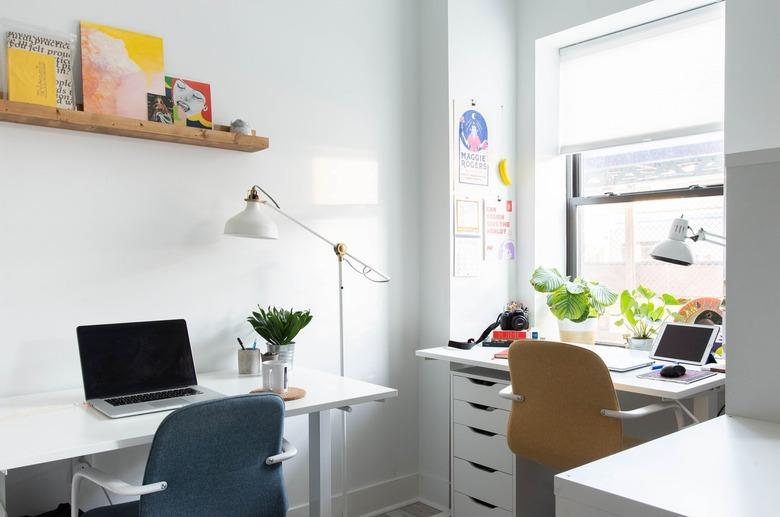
418;471;450;510
288;472;419;517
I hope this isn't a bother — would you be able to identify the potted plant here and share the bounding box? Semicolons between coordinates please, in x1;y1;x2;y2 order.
530;266;617;345
615;286;685;350
248;306;313;369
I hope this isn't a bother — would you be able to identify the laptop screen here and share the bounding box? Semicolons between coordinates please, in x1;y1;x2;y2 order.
77;319;198;400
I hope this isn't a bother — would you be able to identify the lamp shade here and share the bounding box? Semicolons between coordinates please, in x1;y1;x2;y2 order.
224;201;279;239
650;217;693;266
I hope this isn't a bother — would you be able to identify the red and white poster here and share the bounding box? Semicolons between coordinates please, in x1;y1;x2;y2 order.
484;198;515;261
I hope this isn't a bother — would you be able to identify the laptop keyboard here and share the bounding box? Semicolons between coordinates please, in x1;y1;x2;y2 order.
105;387;201;406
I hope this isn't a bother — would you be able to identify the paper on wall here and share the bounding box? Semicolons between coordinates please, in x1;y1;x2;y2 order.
454;236;482;277
484;198;515;261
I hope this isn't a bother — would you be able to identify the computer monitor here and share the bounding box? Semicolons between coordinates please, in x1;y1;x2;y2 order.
77;319;198;400
650;322;720;366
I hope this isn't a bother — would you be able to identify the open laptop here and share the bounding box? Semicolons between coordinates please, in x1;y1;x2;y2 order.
77;319;223;418
590;345;655;372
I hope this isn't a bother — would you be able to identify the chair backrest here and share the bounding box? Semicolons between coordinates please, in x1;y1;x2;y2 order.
139;394;287;517
506;340;623;471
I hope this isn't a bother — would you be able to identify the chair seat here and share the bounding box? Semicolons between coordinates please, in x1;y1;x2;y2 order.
622;434;645;450
82;502;138;517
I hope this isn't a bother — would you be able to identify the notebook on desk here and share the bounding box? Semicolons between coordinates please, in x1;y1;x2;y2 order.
493;344;653;372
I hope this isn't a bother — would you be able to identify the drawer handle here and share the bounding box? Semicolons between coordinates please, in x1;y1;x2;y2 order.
468;461;497;473
468;402;495;412
468;426;497;437
468;496;497;509
467;378;496;387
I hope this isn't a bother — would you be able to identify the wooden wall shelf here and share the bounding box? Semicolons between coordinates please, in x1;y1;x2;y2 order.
0;99;269;152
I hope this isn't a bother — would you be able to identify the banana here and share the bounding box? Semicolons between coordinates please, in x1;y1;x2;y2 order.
498;158;512;186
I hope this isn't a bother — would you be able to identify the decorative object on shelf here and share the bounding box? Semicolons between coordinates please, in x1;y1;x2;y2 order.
651;216;726;266
1;21;76;108
0;99;269;151
225;184;390;517
530;266;617;345
615;286;685;351
80;21;164;119
247;306;313;369
146;93;173;124
6;46;55;106
230;118;252;135
165;76;212;129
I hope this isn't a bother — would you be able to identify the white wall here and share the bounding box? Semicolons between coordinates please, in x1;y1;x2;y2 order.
515;0;651;321
416;0;452;507
0;1;421;515
416;0;518;507
724;0;780;155
724;0;780;422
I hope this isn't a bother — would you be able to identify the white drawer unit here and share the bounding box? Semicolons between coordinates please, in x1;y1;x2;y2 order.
453;399;509;435
453;491;513;517
451;368;517;517
453;423;513;474
453;458;513;511
452;374;512;411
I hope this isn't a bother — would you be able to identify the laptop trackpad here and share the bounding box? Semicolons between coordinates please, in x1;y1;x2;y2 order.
149;398;188;408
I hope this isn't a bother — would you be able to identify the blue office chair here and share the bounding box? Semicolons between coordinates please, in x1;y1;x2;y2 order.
71;394;297;517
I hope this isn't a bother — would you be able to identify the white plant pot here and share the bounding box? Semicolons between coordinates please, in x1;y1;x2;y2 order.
558;318;598;345
627;337;655;351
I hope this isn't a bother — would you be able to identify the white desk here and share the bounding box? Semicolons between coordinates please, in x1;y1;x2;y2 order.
555;415;780;517
0;367;397;517
416;344;725;419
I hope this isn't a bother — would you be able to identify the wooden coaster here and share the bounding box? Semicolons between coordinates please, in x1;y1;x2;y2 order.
249;386;306;401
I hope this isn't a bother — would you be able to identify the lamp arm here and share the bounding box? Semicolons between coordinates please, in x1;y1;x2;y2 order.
691;228;726;247
263;198;390;282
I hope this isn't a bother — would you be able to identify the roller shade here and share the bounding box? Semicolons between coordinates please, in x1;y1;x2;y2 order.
558;2;724;154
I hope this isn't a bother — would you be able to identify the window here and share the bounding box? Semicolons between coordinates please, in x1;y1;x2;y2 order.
560;3;725;343
567;136;724;342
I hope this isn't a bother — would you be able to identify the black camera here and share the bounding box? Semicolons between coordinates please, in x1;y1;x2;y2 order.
499;305;530;330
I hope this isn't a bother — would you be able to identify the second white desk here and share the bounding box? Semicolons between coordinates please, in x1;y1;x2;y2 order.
416;343;725;517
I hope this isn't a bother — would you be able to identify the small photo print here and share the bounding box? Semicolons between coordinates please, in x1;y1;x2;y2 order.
147;93;174;124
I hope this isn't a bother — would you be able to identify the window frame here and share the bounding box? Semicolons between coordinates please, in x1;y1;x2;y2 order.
565;153;724;278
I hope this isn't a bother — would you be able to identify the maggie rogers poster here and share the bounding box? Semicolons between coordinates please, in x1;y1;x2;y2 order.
458;108;489;186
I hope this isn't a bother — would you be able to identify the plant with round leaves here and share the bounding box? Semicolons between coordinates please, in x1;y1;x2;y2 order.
248;306;313;347
530;266;618;322
615;286;686;339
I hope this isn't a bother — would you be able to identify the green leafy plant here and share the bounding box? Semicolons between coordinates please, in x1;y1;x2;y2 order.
615;286;685;339
247;306;313;347
530;267;617;322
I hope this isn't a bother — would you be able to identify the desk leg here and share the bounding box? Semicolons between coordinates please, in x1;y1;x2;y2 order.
1;469;8;517
309;410;332;517
693;392;717;422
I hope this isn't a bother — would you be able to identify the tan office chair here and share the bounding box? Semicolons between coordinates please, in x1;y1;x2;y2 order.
499;339;685;471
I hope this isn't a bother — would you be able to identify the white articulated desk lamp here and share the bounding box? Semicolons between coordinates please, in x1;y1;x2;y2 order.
225;185;390;517
651;216;726;266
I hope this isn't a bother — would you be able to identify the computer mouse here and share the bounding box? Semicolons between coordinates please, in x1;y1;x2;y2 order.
660;364;687;378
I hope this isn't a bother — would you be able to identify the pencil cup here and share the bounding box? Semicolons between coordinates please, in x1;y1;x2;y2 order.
238;349;262;375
